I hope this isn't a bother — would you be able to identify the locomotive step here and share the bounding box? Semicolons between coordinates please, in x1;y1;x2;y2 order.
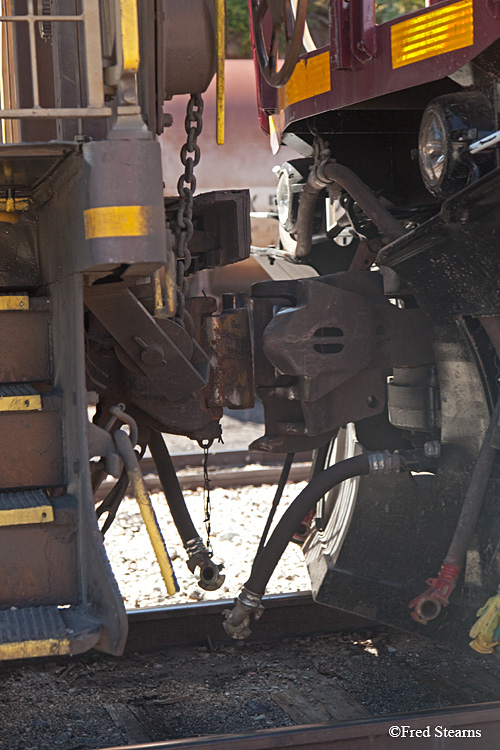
0;384;41;411
0;294;29;310
0;489;54;526
0;605;102;660
0;388;63;490
0;296;51;384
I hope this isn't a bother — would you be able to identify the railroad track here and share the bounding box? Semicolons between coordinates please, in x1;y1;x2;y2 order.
125;592;375;652
117;595;500;750
88;454;500;749
96;449;313;498
104;702;500;750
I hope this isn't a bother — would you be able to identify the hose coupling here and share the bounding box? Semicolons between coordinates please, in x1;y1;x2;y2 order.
310;161;333;190
409;561;461;625
185;537;225;591
222;586;264;640
367;450;402;475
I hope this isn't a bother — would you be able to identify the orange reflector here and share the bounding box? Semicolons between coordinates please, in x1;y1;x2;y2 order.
391;0;473;69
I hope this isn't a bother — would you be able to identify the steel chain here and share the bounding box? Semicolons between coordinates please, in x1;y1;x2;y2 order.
198;439;214;557
173;94;204;329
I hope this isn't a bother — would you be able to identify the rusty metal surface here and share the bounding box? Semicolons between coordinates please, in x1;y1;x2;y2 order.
103;702;500;749
204;296;254;410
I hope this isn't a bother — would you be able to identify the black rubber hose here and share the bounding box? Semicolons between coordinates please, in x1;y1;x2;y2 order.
295;162;407;259
445;398;500;567
245;454;370;596
148;430;199;545
256;452;295;558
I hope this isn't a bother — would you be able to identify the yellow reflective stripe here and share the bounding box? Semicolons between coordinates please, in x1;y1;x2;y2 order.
278;51;331;111
0;394;41;411
84;205;160;239
120;0;140;72
0;295;29;310
391;0;473;69
0;505;54;526
0;638;70;660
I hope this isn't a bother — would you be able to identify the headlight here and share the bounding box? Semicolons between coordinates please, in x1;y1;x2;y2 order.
277;170;292;228
419;106;448;192
418;93;495;199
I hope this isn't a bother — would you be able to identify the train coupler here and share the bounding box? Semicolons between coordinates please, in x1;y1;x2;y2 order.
222;587;264;640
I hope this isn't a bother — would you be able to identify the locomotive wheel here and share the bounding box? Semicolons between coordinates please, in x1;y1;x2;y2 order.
251;0;308;87
302;316;500;645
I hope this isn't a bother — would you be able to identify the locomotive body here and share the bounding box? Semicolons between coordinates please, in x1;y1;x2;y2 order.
0;0;499;660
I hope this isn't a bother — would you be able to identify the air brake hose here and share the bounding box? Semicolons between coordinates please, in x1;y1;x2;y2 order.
295;161;407;259
149;430;199;543
410;398;500;624
223;451;404;639
148;430;225;591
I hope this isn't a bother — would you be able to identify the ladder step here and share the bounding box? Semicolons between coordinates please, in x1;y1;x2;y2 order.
0;294;29;311
0;489;53;526
0;384;41;412
0;605;102;660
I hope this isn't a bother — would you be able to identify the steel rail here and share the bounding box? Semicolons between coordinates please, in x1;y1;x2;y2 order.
104;702;500;749
95;450;313;498
125;591;373;652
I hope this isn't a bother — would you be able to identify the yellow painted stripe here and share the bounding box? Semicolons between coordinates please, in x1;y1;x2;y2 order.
0;295;29;310
0;394;42;411
120;0;140;72
84;205;160;240
0;505;54;526
391;0;473;69
278;51;331;111
0;638;70;660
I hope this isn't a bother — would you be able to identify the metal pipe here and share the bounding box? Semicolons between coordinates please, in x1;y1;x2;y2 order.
295;161;407;259
114;429;179;596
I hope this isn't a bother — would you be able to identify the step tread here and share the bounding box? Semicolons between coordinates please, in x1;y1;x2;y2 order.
0;384;39;397
0;606;102;658
0;489;54;525
0;489;50;511
0;384;42;412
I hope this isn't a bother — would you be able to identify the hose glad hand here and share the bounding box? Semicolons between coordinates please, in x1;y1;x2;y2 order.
222;587;264;640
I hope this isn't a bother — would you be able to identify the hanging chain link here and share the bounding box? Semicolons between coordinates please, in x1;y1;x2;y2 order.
198;439;214;557
173;93;204;329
